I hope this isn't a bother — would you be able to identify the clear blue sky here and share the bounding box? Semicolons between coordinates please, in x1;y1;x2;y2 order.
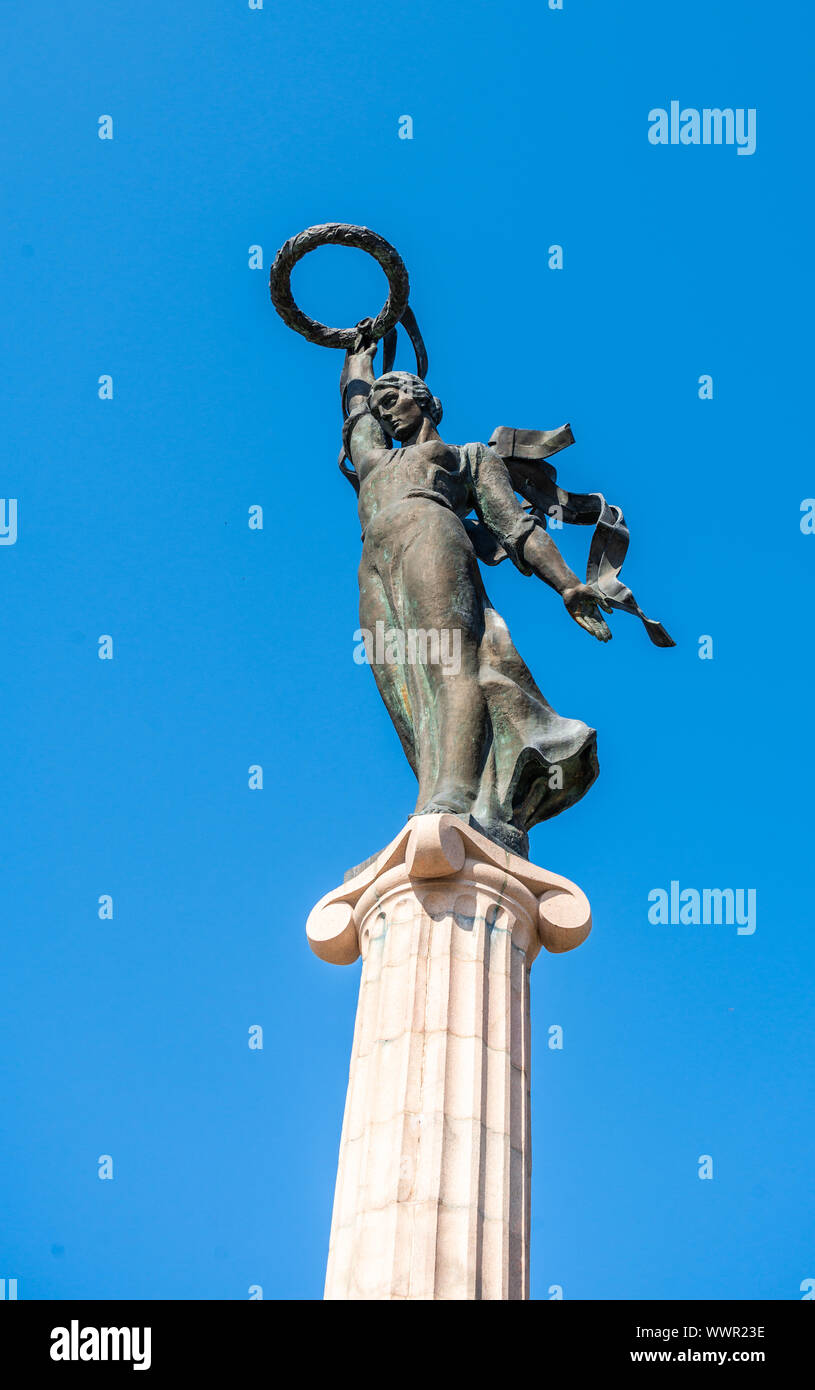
2;1;812;1300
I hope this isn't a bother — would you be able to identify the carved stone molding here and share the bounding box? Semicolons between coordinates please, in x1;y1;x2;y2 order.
306;813;592;966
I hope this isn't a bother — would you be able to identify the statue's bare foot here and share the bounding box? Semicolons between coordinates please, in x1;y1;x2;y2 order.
417;786;474;818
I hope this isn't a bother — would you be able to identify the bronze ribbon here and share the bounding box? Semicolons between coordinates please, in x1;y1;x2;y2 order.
483;427;675;648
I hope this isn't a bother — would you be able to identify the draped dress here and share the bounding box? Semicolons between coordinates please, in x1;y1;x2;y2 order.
346;412;599;858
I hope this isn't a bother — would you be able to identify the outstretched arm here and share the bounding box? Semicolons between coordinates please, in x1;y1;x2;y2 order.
523;528;612;641
470;443;612;643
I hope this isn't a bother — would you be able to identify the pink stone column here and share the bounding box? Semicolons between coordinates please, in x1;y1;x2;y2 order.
306;814;591;1302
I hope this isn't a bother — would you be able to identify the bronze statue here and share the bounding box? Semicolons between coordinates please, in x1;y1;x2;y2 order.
271;224;673;857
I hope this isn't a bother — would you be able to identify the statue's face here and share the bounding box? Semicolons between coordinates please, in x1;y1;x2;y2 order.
370;384;425;441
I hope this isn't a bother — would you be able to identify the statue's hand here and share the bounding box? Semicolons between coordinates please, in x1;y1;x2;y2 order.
351;317;378;356
562;584;613;643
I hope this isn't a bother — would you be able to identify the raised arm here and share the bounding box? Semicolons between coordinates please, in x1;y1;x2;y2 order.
469;442;612;642
340;320;389;479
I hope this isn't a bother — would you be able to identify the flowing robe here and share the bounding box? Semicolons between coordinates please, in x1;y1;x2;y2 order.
348;418;599;858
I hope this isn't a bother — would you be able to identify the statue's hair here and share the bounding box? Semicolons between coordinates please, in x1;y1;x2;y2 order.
371;371;443;427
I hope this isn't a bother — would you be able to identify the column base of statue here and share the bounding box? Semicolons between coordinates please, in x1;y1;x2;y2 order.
306;813;591;1302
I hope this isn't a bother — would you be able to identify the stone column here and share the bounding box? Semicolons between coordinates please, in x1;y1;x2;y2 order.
306;814;591;1301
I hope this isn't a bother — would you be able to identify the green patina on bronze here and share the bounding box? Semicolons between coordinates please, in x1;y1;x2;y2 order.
270;224;674;858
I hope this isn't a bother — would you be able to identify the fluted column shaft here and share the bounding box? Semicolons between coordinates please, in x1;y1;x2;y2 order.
325;858;536;1300
306;814;591;1302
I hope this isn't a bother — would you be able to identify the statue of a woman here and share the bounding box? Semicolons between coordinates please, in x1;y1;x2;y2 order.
340;324;615;858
